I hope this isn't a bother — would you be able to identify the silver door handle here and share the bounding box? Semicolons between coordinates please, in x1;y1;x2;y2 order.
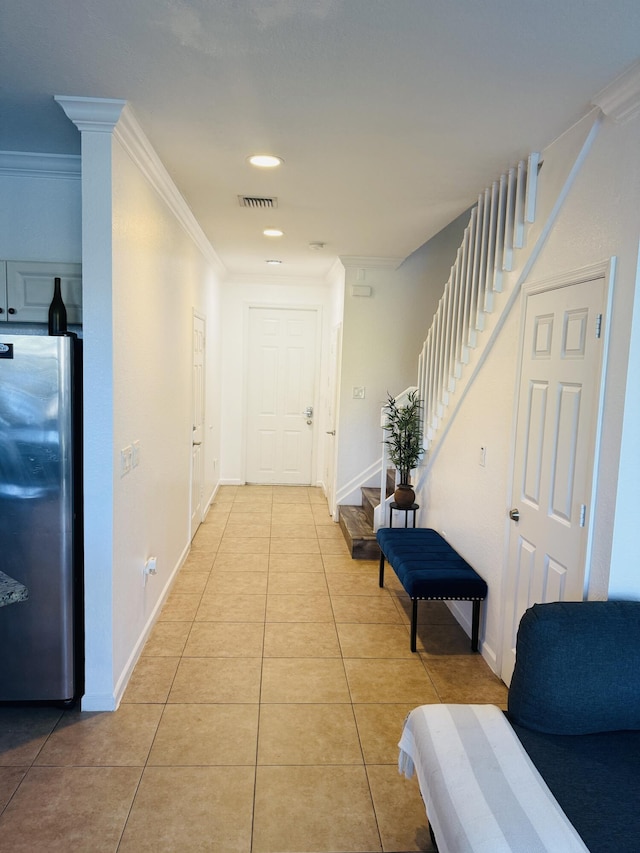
509;508;520;521
326;430;336;435
302;406;313;418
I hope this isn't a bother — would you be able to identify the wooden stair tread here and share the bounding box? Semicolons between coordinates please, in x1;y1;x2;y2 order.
337;471;395;560
338;505;380;560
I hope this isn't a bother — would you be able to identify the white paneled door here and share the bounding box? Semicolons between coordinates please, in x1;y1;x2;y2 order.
501;274;606;683
245;307;318;485
190;313;205;540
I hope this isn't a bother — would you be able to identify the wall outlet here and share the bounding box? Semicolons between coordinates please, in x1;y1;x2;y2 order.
143;556;157;586
120;445;133;476
352;386;365;399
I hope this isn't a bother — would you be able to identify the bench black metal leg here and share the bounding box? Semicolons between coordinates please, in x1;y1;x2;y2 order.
411;599;418;652
379;553;385;588
471;600;481;652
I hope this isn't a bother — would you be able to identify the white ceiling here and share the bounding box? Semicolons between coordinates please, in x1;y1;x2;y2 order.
2;1;640;279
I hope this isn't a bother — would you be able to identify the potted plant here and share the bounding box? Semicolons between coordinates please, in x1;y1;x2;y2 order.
382;390;425;508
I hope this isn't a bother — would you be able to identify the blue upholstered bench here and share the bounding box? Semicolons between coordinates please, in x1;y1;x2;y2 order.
376;527;487;652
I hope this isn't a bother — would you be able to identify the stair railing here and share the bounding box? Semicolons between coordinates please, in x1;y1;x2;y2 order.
374;153;539;531
418;153;539;446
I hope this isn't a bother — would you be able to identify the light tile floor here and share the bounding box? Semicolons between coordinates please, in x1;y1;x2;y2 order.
0;485;507;852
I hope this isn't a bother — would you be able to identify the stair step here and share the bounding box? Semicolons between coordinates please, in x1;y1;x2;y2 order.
361;487;380;527
338;505;380;560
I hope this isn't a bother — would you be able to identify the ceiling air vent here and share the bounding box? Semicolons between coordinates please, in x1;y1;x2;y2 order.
238;195;278;209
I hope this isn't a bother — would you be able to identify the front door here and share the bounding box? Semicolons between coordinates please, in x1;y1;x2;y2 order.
245;306;318;485
501;273;606;683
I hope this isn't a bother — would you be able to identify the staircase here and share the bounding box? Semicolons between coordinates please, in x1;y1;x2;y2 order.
338;152;543;556
338;472;395;560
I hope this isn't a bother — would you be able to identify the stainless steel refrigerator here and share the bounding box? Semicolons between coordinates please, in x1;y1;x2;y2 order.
0;333;82;702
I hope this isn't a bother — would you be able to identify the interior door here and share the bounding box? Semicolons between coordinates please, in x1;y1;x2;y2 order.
245;307;318;485
190;313;205;540
325;322;342;516
501;275;606;683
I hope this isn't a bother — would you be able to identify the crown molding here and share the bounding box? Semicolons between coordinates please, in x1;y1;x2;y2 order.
55;95;127;132
223;271;329;288
592;59;640;124
0;150;80;179
55;96;226;275
339;255;404;270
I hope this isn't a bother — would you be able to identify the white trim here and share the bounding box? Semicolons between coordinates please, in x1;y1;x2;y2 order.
336;457;382;507
499;260;614;682
190;309;207;540
225;271;329;288
112;540;190;711
114;106;226;274
416;113;603;481
339;255;404;270
55;95;127;132
0;150;81;179
55;96;226;274
592;58;640;124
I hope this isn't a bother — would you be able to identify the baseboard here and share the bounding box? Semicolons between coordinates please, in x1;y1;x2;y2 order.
202;482;220;517
95;541;191;712
81;692;118;712
448;601;499;675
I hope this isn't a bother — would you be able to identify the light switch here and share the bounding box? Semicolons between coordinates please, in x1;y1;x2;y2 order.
352;386;365;399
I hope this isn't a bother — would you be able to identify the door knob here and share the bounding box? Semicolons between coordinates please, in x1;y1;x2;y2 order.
326;430;336;435
302;406;313;418
509;508;520;522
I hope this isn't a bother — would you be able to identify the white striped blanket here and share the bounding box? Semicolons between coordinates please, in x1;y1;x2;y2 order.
398;704;589;853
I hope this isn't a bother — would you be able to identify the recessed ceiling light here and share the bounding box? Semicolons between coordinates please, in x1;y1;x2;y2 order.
248;154;283;168
263;228;284;237
265;259;282;265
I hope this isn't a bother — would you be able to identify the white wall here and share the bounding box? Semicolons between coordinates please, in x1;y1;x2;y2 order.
419;108;640;673
219;275;332;486
335;215;468;506
609;242;640;596
61;102;224;710
109;138;223;703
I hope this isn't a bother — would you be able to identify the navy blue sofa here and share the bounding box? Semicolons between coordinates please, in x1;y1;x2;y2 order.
507;601;640;852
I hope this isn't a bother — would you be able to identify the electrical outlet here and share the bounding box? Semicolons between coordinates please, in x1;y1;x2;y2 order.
120;445;133;476
352;386;365;399
143;556;157;586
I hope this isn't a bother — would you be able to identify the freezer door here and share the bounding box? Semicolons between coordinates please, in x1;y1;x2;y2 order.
0;334;77;701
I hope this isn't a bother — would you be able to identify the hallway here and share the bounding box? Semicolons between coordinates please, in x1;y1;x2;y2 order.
0;485;507;852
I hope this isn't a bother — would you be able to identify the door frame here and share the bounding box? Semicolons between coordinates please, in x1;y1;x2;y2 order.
189;309;206;540
499;258;616;676
325;322;343;517
241;301;323;485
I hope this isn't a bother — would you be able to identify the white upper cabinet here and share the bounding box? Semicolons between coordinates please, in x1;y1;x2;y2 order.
1;261;82;324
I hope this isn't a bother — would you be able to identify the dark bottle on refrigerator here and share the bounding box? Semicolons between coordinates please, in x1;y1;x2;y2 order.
48;276;68;335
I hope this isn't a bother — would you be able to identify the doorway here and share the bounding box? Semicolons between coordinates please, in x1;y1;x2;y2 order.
501;268;609;683
190;312;205;540
245;306;319;485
